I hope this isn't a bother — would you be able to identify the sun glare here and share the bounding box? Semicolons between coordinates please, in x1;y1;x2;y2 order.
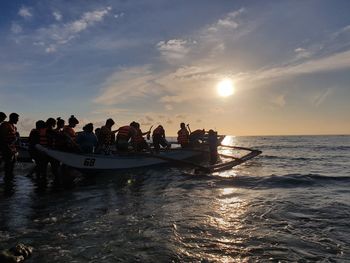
217;79;234;97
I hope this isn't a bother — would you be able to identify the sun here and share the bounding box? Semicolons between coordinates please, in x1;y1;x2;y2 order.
217;78;235;97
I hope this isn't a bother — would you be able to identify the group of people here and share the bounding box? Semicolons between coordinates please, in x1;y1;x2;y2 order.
0;112;219;181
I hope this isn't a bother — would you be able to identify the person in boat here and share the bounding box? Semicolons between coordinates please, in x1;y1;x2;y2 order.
0;113;19;180
0;112;6;124
208;129;218;164
0;112;7;165
177;122;190;148
116;122;137;151
28;120;50;179
76;123;98;154
53;117;66;151
62;115;79;151
131;122;151;152
152;125;170;152
189;129;205;145
55;117;65;132
97;118;118;153
95;128;101;139
45;117;62;182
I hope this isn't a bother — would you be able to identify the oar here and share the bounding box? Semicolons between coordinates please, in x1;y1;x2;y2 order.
186;124;192;133
137;152;210;172
146;125;153;140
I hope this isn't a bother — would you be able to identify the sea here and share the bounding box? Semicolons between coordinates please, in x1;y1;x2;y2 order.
0;135;349;262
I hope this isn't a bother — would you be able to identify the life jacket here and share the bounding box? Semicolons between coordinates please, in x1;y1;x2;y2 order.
177;128;189;145
0;122;17;152
39;128;48;146
98;126;113;145
63;125;76;141
117;126;132;140
132;129;145;144
152;126;164;137
1;122;16;144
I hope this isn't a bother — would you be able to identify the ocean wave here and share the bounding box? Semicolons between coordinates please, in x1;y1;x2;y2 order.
262;155;314;161
211;173;350;189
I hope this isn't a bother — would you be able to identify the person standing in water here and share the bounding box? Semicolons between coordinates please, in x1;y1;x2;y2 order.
208;129;219;164
0;113;19;180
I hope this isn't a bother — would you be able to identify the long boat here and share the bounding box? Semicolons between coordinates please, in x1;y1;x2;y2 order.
35;143;262;173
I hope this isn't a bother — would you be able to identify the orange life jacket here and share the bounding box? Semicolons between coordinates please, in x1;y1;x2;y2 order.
117;126;132;140
63;125;76;141
132;129;145;144
177;128;189;144
39;128;48;146
0;122;17;152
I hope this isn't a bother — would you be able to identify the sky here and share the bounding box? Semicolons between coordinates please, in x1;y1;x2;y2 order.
1;0;350;136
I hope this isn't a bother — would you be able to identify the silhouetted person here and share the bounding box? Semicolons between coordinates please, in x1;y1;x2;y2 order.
131;122;151;152
28;120;49;179
177;122;190;148
0;113;19;180
208;129;218;164
76;123;98;153
97;118;117;153
45;117;61;182
152;125;170;152
0;112;6;124
116;122;137;151
62;115;79;151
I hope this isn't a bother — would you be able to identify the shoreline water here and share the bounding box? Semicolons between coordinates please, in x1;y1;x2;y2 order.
1;135;349;262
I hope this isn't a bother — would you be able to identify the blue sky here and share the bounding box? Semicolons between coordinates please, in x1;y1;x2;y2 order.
1;0;350;135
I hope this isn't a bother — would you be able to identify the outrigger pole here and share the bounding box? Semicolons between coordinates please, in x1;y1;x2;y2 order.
139;144;262;173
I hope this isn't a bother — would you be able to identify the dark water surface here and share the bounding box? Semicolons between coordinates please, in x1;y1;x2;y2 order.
1;136;350;262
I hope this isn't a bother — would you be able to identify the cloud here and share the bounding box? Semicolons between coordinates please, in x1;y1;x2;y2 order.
157;39;196;62
18;117;35;135
145;115;154;122
156;8;247;65
175;114;186;119
114;12;124;19
35;6;112;52
294;47;312;59
271;95;286;107
18;6;32;19
238;49;350;84
160;95;185;103
94;65;162;105
165;104;173;111
45;45;56;53
312;88;332;107
53;11;62;21
207;8;245;32
11;23;23;34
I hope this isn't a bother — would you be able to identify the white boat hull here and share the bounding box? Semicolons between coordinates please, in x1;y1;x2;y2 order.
36;145;205;171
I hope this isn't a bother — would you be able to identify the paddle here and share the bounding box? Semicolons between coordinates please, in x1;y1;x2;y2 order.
186;124;191;133
146;125;153;140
